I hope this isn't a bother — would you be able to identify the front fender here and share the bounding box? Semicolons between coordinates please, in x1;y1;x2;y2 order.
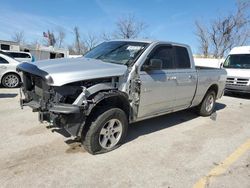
86;90;130;118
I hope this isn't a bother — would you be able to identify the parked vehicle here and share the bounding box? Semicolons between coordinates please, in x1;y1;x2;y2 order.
0;50;34;62
17;40;227;154
223;46;250;93
0;53;21;88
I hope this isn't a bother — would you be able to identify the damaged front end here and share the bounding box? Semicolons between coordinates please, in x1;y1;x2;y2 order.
17;63;117;137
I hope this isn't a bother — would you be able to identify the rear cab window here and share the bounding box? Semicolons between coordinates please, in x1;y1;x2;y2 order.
174;46;191;69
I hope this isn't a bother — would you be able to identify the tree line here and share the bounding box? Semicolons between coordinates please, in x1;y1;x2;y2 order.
11;15;146;55
195;0;249;58
11;0;249;57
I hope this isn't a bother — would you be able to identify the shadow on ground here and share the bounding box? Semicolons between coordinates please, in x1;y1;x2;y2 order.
224;92;250;100
126;102;226;143
45;126;84;153
0;85;19;98
0;93;18;98
49;102;226;149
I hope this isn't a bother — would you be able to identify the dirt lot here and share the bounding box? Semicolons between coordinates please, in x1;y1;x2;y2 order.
0;88;250;188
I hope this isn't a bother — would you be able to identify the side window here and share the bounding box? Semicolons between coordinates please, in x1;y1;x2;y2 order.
0;57;9;64
175;46;191;69
8;52;16;58
56;53;64;58
19;53;31;58
149;46;174;69
1;44;10;50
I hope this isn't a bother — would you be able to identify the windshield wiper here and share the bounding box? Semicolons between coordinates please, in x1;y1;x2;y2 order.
101;59;122;65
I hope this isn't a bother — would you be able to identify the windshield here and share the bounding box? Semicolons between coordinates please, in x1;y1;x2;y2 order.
223;54;250;69
84;41;148;66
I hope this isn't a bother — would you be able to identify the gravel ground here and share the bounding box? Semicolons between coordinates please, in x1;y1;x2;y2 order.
0;88;250;188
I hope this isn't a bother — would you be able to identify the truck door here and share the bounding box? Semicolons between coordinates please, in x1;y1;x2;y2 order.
172;46;197;109
137;45;177;118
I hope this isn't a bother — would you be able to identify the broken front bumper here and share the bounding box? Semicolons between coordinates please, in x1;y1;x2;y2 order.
20;98;81;114
17;63;88;138
20;89;85;137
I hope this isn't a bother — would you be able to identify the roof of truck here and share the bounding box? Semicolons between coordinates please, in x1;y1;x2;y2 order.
109;39;190;48
110;39;156;43
229;46;250;55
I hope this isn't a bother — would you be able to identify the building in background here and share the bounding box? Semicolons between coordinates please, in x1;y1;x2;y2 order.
22;44;69;61
0;39;69;61
0;40;20;51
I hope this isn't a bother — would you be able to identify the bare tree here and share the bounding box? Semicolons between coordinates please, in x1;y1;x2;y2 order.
195;0;250;58
101;32;112;41
30;39;40;48
68;45;77;55
11;31;25;44
74;26;82;54
57;29;66;48
84;33;99;51
74;26;81;54
195;21;210;57
114;15;147;39
72;26;88;54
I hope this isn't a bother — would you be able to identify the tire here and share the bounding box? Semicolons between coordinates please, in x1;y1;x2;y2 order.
197;90;216;116
2;73;20;88
82;107;128;155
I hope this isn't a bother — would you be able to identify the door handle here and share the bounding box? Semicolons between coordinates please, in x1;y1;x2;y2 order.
0;65;7;69
188;75;195;79
167;76;177;80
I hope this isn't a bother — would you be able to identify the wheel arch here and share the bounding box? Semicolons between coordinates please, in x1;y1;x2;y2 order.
197;83;218;107
207;84;219;97
86;90;131;121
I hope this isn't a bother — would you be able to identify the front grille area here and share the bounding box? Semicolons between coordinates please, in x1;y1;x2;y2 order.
226;77;249;86
33;76;43;88
22;72;51;103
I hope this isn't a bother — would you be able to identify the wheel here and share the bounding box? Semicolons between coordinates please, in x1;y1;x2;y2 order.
2;73;20;88
197;90;216;116
82;108;128;154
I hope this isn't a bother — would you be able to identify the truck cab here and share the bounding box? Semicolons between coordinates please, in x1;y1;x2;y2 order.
223;46;250;93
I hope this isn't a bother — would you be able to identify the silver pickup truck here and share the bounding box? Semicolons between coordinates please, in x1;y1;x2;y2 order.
17;40;227;154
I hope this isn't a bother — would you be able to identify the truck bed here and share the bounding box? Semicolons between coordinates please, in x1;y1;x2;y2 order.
195;66;221;70
191;66;227;107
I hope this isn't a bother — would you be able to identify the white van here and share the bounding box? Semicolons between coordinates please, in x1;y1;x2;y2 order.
223;46;250;93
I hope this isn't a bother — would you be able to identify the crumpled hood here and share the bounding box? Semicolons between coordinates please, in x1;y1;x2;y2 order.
21;57;128;86
225;68;250;78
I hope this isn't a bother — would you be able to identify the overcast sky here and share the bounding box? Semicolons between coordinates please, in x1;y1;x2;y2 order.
0;0;238;53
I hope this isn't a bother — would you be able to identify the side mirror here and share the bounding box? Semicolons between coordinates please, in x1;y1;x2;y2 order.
142;58;163;71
